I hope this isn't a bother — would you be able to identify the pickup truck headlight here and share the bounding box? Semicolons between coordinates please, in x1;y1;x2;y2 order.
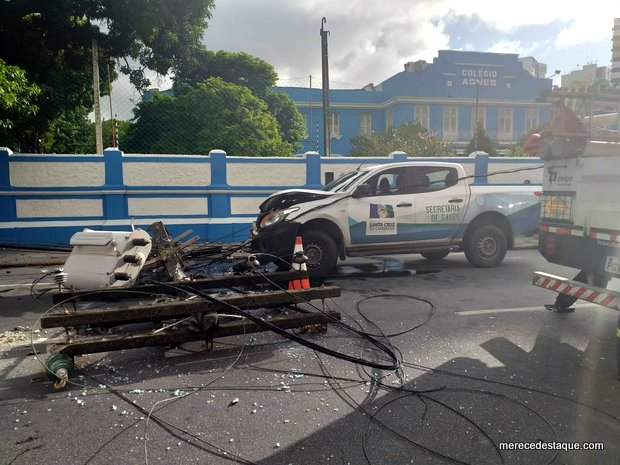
259;207;299;229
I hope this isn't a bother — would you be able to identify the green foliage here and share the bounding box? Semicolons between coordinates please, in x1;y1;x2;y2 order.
263;91;305;150
465;123;497;156
107;120;131;151
174;50;305;152
40;106;92;153
350;121;455;157
124;92;174;153
174;50;278;98
1;0;214;89
504;144;530;157
0;0;215;151
39;106;131;154
0;58;40;129
125;78;293;156
504;123;548;157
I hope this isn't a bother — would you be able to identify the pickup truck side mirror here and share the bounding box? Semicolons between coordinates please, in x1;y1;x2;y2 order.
352;183;372;198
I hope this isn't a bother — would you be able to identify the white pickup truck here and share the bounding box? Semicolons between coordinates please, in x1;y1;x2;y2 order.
251;161;540;277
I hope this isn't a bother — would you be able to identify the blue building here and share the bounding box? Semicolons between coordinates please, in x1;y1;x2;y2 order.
278;50;553;155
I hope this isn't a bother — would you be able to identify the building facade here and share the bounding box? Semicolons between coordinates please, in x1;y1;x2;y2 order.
561;63;611;91
278;50;553;155
519;56;548;79
613;18;620;83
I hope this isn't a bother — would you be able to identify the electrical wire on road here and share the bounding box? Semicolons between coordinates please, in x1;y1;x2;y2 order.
21;256;619;465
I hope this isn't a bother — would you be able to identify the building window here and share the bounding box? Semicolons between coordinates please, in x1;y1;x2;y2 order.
330;112;340;138
414;105;429;130
471;107;486;134
443;106;458;141
499;108;513;141
506;82;511;89
360;112;372;135
446;80;453;87
525;108;539;132
386;108;394;129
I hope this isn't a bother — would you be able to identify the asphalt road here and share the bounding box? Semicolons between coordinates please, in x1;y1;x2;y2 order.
1;249;619;465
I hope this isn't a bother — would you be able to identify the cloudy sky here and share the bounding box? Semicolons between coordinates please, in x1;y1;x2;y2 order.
202;0;620;88
110;1;619;119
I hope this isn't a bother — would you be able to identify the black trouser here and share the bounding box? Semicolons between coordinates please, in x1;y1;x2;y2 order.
554;270;611;309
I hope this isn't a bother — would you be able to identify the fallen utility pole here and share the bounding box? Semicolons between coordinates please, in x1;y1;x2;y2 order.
52;270;309;304
43;286;341;328
49;309;341;356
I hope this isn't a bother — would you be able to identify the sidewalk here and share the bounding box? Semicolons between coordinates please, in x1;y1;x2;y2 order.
0;235;539;269
0;247;69;268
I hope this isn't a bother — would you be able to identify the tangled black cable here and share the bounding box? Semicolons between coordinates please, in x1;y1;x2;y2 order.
25;233;618;465
354;294;438;337
83;373;259;465
401;360;620;424
150;280;400;371
302;291;565;465
29;269;59;301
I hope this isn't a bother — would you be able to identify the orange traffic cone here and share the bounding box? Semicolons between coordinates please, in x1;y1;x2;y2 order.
288;236;310;289
299;260;311;289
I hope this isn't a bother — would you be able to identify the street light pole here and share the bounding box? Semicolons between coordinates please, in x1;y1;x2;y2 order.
320;18;331;157
474;83;479;151
545;69;561;81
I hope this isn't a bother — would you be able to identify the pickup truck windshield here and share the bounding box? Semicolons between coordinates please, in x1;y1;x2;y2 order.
323;170;368;193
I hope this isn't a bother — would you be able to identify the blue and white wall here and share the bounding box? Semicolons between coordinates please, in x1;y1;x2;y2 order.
0;148;542;246
280;50;553;155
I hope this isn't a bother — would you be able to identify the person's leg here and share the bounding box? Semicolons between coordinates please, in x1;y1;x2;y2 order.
547;271;610;312
548;270;588;311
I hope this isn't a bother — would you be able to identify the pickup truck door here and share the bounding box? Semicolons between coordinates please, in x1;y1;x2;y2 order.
410;166;468;241
347;166;418;245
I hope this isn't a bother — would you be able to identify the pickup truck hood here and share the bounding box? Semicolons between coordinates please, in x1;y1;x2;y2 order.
259;189;335;212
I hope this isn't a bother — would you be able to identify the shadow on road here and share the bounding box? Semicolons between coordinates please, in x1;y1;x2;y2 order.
252;334;620;465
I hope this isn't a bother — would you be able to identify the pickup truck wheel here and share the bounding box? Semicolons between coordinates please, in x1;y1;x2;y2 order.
421;250;450;260
301;230;338;278
464;224;507;267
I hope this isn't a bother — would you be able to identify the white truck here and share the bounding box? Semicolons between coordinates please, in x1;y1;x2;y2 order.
526;94;620;378
250;161;540;277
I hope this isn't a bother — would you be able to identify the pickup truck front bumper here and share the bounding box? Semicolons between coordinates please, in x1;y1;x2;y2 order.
250;221;301;265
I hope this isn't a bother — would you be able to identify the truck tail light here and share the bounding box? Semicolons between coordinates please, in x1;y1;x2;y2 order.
540;194;573;221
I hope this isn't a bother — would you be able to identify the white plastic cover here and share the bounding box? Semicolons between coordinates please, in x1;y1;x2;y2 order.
63;228;152;289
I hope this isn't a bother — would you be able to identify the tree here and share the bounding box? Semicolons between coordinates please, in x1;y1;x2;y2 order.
465;123;497;155
0;0;215;151
504;144;530;157
174;50;277;98
0;59;41;149
350;121;455;157
39;106;131;154
0;58;40;129
263;91;305;151
124;78;293;156
39;106;92;154
174;50;304;151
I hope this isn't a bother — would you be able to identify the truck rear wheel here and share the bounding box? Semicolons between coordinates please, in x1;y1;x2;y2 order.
464;224;507;267
301;230;338;278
